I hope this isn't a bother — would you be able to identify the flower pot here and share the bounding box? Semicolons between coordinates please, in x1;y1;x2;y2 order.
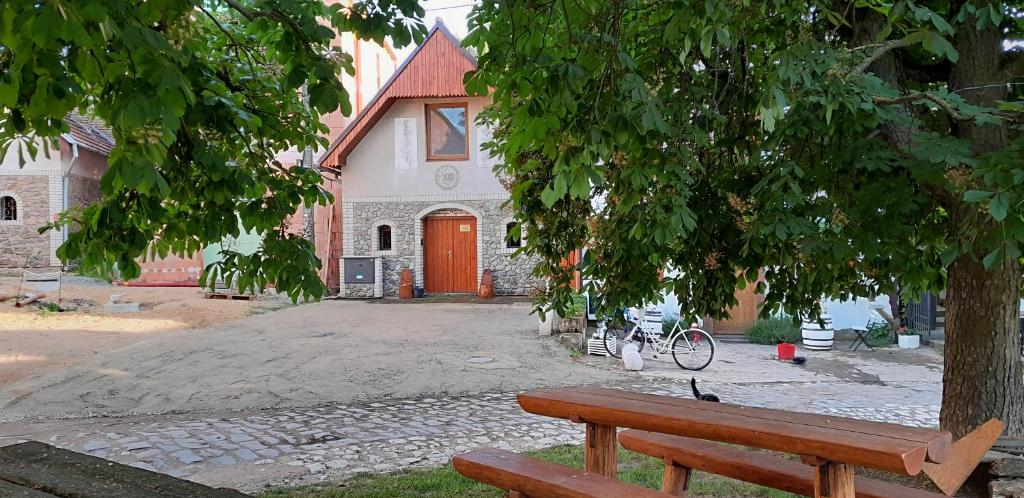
898;334;920;349
801;314;834;350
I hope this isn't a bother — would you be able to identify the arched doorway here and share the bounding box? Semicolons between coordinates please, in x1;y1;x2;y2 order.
415;204;481;293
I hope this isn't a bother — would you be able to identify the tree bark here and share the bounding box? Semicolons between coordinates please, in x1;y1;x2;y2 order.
941;251;1024;438
940;0;1023;439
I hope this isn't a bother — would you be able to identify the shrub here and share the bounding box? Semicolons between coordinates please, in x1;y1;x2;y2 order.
746;318;801;345
865;321;893;347
662;312;679;335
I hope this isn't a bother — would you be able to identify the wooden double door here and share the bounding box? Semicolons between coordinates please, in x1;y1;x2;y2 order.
423;216;477;293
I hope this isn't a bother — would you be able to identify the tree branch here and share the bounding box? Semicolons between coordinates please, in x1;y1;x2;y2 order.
851;38;909;75
220;0;308;43
873;91;966;121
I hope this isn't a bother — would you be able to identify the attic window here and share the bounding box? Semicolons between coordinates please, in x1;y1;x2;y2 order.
426;103;469;161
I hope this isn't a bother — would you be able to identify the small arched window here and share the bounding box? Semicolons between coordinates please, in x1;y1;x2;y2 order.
0;196;16;221
378;225;392;251
505;222;521;248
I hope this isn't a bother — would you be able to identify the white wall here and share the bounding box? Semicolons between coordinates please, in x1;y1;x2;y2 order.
342;96;504;198
0;138;63;173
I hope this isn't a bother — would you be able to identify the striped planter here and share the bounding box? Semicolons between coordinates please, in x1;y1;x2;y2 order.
801;314;834;350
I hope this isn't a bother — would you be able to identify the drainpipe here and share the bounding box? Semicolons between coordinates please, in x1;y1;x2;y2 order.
62;138;79;245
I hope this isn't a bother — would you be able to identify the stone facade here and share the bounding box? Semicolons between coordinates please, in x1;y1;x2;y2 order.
342;196;543;297
0;176;51;268
68;173;101;209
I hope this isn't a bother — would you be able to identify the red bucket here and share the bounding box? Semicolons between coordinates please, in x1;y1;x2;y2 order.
777;342;796;360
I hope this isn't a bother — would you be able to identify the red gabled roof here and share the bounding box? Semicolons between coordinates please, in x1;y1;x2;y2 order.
64;113;115;156
319;21;478;169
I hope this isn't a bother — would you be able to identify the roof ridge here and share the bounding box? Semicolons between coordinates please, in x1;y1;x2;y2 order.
317;23;478;167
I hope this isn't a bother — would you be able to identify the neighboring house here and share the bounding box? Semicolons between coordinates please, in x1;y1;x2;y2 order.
0;114;112;269
320;22;543;298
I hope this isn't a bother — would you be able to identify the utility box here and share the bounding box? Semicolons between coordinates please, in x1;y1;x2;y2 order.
340;256;383;298
344;257;375;284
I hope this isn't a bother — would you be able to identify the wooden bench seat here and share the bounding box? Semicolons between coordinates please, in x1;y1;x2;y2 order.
619;430;945;498
452;448;671;498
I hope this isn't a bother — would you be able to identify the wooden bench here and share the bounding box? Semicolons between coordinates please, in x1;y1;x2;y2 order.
452;447;672;498
619;430;945;498
0;441;251;498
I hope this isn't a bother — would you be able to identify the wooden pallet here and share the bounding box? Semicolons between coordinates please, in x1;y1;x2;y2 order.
204;292;254;301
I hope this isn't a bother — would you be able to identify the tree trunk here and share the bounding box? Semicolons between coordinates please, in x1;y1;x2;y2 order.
941;251;1024;438
940;0;1023;439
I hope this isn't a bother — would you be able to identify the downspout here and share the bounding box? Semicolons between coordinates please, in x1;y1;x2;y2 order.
62;137;79;245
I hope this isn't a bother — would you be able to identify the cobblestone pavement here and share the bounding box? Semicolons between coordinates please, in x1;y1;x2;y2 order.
0;376;940;494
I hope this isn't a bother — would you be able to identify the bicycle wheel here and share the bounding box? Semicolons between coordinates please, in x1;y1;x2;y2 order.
603;323;645;358
603;323;627;358
671;329;715;370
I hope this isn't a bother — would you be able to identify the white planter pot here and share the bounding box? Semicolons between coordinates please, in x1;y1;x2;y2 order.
898;334;920;349
801;314;834;350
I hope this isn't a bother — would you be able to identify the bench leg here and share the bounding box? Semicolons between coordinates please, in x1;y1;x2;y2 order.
507;491;526;498
585;423;617;478
811;462;855;498
661;459;692;497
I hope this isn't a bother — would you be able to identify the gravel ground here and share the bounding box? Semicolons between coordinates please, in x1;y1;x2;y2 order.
0;300;615;421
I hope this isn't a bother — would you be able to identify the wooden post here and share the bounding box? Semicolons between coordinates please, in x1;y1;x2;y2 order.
803;456;854;498
661;458;691;497
585;423;617;478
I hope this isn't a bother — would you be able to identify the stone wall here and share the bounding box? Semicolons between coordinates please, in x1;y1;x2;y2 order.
68;173;101;209
344;197;543;296
0;175;51;268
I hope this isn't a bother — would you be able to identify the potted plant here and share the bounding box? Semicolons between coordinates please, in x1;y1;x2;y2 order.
897;327;920;349
556;292;588;334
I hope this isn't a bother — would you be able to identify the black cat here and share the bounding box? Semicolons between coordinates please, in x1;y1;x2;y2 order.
691;377;720;402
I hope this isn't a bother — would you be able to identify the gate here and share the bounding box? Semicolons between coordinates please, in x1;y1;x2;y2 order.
905;291;937;333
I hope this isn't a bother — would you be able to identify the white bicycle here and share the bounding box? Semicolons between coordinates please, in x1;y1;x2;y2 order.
603;307;716;370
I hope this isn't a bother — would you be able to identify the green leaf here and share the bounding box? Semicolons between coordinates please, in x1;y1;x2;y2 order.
540;184;560;208
700;27;713;57
963;190;993;203
982;246;1004;269
921;32;958;62
989;192;1009;221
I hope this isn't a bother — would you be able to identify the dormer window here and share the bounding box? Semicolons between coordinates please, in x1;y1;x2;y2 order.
426;103;469;161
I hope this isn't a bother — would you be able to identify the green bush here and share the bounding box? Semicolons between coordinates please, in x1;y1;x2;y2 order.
865;321;893;347
746;318;801;345
662;312;679;335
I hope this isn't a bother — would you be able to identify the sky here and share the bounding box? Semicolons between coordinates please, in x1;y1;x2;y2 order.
394;0;476;60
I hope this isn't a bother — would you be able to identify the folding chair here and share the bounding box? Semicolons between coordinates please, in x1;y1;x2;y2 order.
849;325;874;351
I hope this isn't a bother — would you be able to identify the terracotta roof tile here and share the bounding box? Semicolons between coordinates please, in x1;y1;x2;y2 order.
64;113;115;156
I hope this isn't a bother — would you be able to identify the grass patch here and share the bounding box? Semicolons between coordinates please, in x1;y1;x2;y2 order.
261;445;797;498
745;318;801;345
